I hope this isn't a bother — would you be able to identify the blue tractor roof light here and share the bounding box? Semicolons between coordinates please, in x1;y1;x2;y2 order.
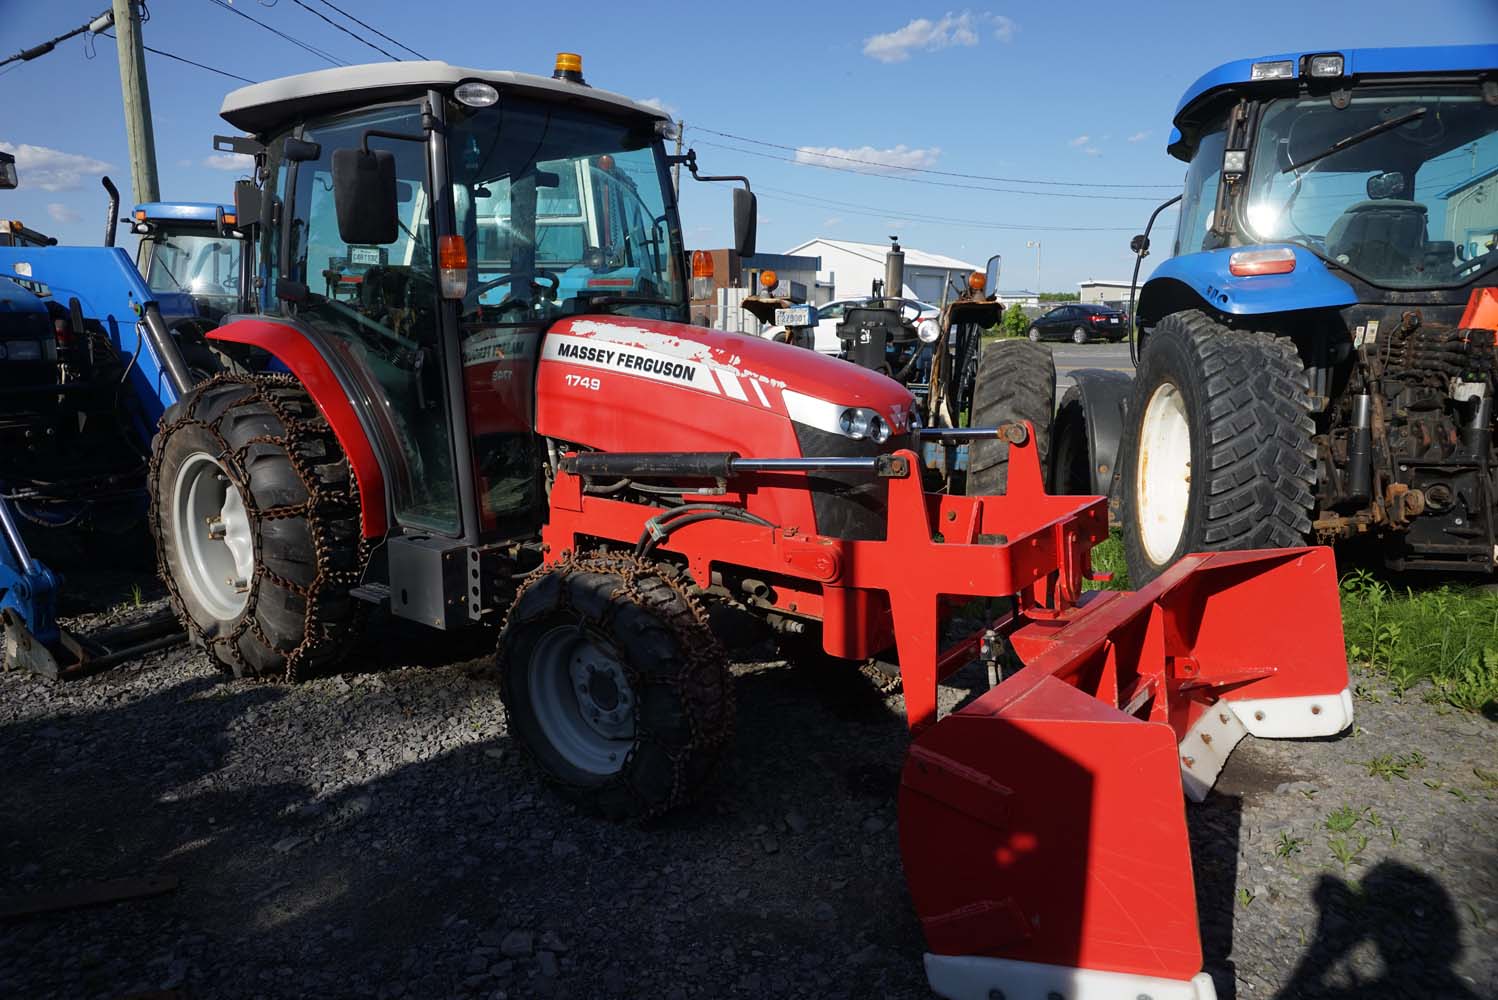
1167;44;1498;161
131;202;235;225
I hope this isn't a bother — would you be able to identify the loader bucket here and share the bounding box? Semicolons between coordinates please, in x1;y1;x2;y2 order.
899;547;1350;1000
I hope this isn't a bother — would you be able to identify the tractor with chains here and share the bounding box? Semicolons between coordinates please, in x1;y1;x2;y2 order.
142;53;1352;1000
1048;45;1498;586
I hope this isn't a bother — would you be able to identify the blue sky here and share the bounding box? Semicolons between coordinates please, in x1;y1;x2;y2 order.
3;0;1496;291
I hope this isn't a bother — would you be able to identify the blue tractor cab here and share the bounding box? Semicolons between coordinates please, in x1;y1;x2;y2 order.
129;200;247;327
1053;45;1498;581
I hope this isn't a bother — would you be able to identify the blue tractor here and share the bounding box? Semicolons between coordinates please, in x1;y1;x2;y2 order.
127;200;248;330
1053;45;1498;583
0;161;246;676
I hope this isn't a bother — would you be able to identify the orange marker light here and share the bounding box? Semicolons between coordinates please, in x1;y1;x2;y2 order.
134;210;146;221
759;269;778;291
1228;247;1296;276
968;270;986;292
596;154;615;172
691;249;714;279
555;52;583;74
222;213;237;227
439;235;469;299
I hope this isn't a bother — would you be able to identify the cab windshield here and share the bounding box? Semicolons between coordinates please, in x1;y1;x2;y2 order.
446;98;684;323
144;230;241;306
1241;85;1498;288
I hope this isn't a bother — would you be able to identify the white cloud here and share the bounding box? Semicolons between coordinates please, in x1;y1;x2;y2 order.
1068;135;1091;148
863;11;1014;63
0;140;111;192
202;152;253;172
46;203;81;224
794;143;940;175
1082;146;1101;157
638;96;679;118
822;216;843;227
1127;130;1152;143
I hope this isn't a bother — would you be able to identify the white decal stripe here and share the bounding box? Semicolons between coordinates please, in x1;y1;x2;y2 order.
542;335;721;394
715;369;748;401
749;379;770;408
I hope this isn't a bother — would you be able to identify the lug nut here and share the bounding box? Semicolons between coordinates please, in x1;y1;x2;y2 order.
206;516;226;540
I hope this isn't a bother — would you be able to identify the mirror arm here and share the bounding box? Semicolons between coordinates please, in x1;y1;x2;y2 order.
675;149;752;192
360;128;429;154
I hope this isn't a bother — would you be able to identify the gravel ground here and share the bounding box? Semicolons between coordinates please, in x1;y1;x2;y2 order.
1;575;1495;1000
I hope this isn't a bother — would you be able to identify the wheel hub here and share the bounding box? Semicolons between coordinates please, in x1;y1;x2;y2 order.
171;452;255;620
1135;381;1193;566
527;627;637;777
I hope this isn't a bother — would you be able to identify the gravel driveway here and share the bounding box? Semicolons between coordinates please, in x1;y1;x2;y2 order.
2;578;1494;1000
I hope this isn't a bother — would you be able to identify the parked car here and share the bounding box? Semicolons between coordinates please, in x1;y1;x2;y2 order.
761;297;940;354
1026;303;1127;343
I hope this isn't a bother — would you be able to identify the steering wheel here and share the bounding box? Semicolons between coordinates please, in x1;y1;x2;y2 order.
465;270;560;313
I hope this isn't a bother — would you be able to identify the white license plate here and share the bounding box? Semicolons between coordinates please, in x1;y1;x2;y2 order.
775;305;815;327
350;247;381;266
1109;317;1119;324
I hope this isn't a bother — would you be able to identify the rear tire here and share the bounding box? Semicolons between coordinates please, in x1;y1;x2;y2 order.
1049;385;1092;495
1118;310;1315;586
498;554;734;820
966;339;1056;495
1072;326;1088;344
149;374;366;680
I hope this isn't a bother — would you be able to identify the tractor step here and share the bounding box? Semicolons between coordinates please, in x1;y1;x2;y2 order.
349;582;391;608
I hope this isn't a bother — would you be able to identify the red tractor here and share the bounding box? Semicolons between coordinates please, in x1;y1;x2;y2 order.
150;55;1353;999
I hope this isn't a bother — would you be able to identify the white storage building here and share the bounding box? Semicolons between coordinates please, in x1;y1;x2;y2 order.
783;238;979;305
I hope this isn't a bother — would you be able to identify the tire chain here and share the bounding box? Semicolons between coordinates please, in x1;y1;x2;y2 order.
501;551;735;820
149;372;369;682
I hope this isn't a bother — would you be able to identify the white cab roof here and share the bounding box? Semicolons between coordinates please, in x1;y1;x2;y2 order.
220;61;668;134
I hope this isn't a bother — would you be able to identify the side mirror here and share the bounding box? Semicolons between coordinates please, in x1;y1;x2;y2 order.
1366;171;1405;200
331;147;398;246
232;180;261;228
0;151;16;190
284;137;322;163
1130;233;1149;255
984;254;1001;297
733;188;757;259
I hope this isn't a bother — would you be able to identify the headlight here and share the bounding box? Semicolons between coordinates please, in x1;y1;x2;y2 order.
868;415;890;444
838;406;892;442
4;341;41;361
917;318;941;343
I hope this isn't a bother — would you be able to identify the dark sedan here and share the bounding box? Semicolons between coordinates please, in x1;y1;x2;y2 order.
1026;303;1128;343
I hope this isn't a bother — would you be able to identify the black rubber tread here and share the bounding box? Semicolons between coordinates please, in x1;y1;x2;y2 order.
497;554;734;821
149;374;366;680
966;338;1056;496
1049;385;1092;495
1118;310;1315;586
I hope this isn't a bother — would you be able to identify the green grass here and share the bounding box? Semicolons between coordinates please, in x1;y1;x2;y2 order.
1083;531;1129;592
1340;569;1498;711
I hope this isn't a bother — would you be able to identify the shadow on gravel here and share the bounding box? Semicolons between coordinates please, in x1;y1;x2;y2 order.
1277;862;1481;1000
1189;793;1242;1000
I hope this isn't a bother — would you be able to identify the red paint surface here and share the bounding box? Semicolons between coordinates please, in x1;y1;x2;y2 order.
209;319;388;537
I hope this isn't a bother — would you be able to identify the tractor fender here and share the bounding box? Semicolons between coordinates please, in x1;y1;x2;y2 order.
1055;369;1132;498
1137;244;1357;329
208;317;388;537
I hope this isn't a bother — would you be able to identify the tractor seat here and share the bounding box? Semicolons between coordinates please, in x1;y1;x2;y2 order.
1325;200;1429;278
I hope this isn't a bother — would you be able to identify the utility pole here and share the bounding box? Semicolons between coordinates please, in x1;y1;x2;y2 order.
111;0;159;205
1026;239;1042;293
673;120;685;197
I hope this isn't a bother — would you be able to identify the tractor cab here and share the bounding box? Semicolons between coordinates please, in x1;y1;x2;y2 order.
1141;46;1498;327
130;201;246;327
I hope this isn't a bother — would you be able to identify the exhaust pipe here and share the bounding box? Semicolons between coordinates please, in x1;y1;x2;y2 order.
101;176;120;248
884;237;905;309
1347;393;1372;503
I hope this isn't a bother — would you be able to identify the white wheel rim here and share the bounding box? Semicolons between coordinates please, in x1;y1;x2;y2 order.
1135;381;1193;566
1028;328;1039;340
1073;327;1086;343
528;626;635;777
172;452;255;620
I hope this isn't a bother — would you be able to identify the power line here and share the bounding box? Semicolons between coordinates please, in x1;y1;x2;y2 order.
694;125;1178;190
1;7;112;68
693;138;1170;202
309;0;427;60
205;0;346;67
101;29;257;85
754;183;1168;233
289;0;401;62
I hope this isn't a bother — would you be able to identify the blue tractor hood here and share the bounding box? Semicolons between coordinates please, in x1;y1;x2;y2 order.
1167;44;1498;161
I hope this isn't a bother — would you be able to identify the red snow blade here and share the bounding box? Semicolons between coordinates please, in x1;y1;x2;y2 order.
898;547;1350;990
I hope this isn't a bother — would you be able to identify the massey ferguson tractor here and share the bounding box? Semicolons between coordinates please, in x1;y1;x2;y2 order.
1054;45;1498;584
147;55;1352;999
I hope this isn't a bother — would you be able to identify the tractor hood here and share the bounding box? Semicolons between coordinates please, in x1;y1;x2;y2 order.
537;314;919;438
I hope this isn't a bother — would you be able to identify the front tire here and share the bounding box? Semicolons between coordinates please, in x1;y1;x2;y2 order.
966;339;1056;495
1118;311;1315;586
498;555;734;820
150;375;366;680
1027;327;1040;342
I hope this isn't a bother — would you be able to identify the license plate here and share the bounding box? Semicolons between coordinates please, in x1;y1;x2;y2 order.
775;305;815;327
1109;317;1119;324
350;247;381;266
